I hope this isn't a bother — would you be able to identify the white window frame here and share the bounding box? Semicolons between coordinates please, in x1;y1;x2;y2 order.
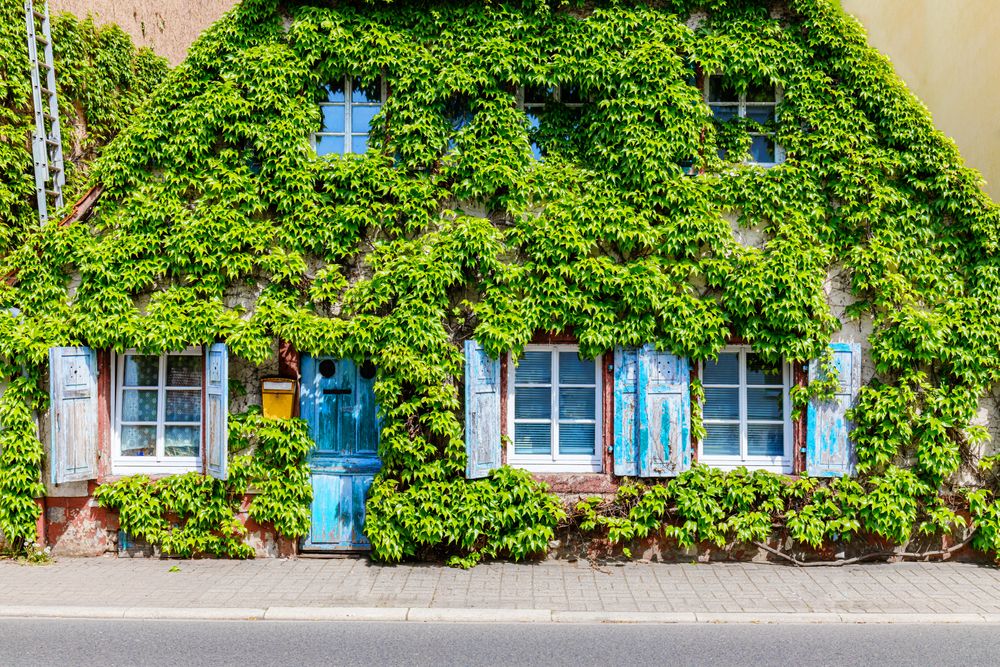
516;85;585;160
111;347;203;475
506;344;603;473
703;75;785;167
698;345;792;473
312;75;387;156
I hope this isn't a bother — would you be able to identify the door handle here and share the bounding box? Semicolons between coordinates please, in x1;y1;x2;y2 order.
323;389;352;395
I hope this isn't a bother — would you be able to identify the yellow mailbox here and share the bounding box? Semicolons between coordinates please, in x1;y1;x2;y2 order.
261;377;296;419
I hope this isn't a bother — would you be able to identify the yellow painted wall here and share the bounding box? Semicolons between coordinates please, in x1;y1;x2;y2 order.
48;0;1000;198
840;0;999;198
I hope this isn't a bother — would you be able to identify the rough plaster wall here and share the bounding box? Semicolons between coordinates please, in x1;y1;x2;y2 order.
49;0;237;66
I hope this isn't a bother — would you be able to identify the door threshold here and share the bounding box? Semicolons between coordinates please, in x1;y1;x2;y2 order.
298;551;370;559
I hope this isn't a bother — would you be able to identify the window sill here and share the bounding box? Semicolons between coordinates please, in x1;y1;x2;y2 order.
697;458;792;474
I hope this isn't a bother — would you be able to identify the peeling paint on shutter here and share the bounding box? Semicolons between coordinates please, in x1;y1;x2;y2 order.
49;347;98;484
464;340;501;479
613;347;639;476
637;345;691;477
806;342;861;477
205;343;229;480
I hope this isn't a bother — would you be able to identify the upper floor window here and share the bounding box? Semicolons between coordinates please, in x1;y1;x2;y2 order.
314;76;385;156
705;75;784;166
517;84;585;160
700;346;792;472
507;345;602;473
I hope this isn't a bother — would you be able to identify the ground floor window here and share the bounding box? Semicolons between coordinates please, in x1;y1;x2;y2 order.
113;349;203;473
699;346;792;472
507;345;602;473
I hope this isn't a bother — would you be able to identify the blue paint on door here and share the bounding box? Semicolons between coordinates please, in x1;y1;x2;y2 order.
301;356;380;551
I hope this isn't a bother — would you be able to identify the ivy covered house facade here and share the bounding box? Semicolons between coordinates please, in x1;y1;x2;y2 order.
7;0;1000;564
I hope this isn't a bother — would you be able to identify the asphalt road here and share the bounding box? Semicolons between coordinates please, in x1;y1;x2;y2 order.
2;619;998;666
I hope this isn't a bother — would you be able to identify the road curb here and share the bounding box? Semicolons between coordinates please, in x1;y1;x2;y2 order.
0;605;998;624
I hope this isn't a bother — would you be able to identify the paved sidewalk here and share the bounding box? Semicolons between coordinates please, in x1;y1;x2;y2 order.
2;558;1000;623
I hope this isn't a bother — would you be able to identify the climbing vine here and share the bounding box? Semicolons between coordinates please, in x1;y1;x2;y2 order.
3;0;1000;564
93;411;313;558
0;9;166;554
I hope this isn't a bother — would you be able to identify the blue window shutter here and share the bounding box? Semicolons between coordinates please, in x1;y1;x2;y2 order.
205;343;229;481
636;345;691;477
464;340;501;479
49;347;99;484
807;342;861;477
613;347;639;476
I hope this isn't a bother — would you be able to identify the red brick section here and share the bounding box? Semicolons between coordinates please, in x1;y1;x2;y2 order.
793;362;808;475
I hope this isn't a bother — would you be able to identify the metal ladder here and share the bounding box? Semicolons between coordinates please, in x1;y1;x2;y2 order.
25;0;64;225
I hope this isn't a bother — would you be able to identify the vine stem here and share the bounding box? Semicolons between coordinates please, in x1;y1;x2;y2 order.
752;535;974;567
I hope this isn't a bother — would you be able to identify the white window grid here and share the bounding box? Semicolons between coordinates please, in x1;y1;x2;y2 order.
703;75;785;167
112;347;203;475
698;345;793;473
312;75;387;156
516;85;585;160
506;344;603;473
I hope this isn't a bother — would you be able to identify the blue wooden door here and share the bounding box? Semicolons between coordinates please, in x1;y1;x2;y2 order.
300;356;380;551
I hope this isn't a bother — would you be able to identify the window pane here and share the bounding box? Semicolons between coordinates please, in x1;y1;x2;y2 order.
745;105;775;125
514;386;551;419
559;423;595;456
315;134;345;156
560;84;583;104
321;104;345;133
748;424;784;457
166;390;201;422
167;355;201;387
352;134;369;154
351;104;380;133
559;353;594;385
703;353;739;384
120;425;156;456
123;355;158;386
325;81;346;103
747;388;784;420
746;355;783;385
708;76;738;103
746;82;776;103
703;387;738;421
515;351;551;384
710;105;738;123
121;389;158;422
559;387;594;420
524;85;552;105
514;423;551;455
164;426;200;457
526;110;542;130
352;77;381;104
750;135;775;163
702;423;739;457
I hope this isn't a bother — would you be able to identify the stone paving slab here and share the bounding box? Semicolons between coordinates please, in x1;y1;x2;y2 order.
2;558;1000;618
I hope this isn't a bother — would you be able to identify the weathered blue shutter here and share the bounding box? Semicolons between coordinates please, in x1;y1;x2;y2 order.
613;347;639;475
205;343;229;480
49;347;99;484
807;342;861;477
464;340;501;479
636;345;691;477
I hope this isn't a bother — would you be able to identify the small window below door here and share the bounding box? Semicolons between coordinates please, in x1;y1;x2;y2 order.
507;345;602;473
113;349;203;474
699;346;792;472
